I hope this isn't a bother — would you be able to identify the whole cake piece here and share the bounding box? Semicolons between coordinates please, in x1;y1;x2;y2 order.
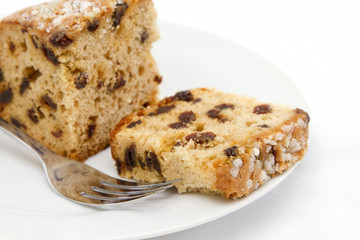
0;0;161;160
110;88;310;199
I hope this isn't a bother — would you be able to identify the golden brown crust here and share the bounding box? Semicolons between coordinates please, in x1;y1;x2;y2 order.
110;103;154;140
0;0;156;68
110;112;138;140
215;153;251;198
214;112;309;198
0;0;143;43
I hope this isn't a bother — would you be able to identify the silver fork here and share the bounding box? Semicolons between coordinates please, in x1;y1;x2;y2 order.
0;118;180;208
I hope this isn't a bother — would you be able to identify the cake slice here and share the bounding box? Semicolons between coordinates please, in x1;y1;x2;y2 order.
0;0;161;160
110;88;310;199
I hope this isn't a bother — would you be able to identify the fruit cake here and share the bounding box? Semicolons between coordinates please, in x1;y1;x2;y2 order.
110;88;310;199
0;0;161;160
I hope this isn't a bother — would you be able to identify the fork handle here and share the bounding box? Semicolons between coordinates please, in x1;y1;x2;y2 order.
0;118;46;157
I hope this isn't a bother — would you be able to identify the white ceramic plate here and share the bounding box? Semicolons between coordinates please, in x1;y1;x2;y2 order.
0;22;307;239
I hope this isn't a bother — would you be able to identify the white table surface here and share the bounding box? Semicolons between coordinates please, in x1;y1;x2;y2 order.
1;1;360;239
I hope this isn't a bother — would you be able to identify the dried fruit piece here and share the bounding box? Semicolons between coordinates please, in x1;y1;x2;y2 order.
207;109;221;119
9;42;15;52
142;101;150;108
192;98;201;104
41;45;59;65
87;123;96;139
220;118;229;123
158;105;176;114
0;88;13;104
87;19;99;32
150;152;161;174
152;105;175;115
41;95;57;110
124;144;137;170
75;72;88;89
140;29;149;43
215;103;235;110
127;119;141;128
207;103;235;121
224;146;237;157
97;81;104;89
19;77;30;95
27;108;39;123
11;118;26;130
145;151;161;174
51;130;63;138
0;68;4;82
179;111;196;123
185;132;216;144
114;75;126;89
169;121;187;129
154;75;162;84
116;158;122;174
10;118;21;128
112;1;129;28
173;141;183;147
137;156;146;169
50;32;73;48
145;151;152;170
253;104;272;114
174;90;194;102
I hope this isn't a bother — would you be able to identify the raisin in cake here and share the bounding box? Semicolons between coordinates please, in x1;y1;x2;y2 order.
110;88;310;199
0;0;161;160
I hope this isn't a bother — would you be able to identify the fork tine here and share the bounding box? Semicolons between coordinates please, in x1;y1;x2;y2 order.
80;192;152;202
101;178;182;190
1;117;182;207
90;184;173;196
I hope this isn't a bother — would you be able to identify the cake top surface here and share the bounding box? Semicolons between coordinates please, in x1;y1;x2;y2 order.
111;88;309;159
0;0;136;39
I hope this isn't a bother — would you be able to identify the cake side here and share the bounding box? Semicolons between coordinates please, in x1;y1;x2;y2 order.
213;110;309;198
110;88;310;199
0;0;161;160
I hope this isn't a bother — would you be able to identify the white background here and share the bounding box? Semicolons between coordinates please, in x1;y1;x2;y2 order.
153;1;360;239
1;0;360;239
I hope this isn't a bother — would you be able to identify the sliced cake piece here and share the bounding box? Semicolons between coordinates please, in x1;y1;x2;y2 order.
110;88;310;199
0;0;161;160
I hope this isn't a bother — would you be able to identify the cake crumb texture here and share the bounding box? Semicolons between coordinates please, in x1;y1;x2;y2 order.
110;88;310;199
0;0;161;160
